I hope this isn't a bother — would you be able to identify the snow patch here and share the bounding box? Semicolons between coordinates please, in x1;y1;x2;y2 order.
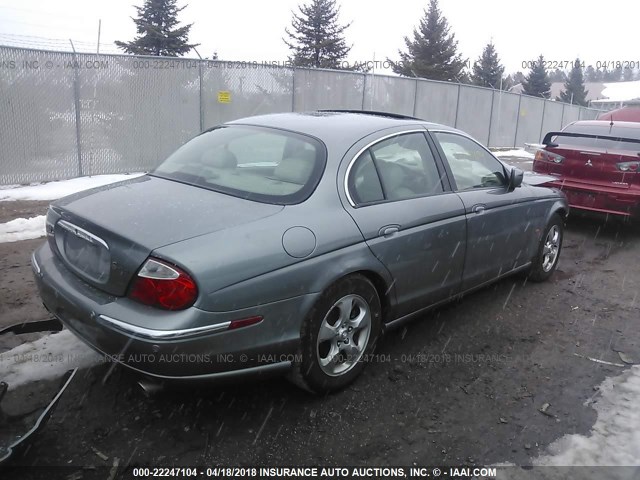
492;149;536;160
534;365;640;466
0;173;146;202
0;330;102;390
0;215;46;243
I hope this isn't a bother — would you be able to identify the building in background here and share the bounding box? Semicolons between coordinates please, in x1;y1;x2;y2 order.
509;82;606;105
589;80;640;110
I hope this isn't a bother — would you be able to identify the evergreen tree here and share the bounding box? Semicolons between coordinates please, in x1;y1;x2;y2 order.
283;0;352;69
614;65;623;81
470;42;505;88
458;70;473;84
549;68;566;83
522;55;551;98
115;0;198;56
513;71;526;85
503;74;515;90
584;65;597;82
623;67;634;81
557;58;588;106
390;0;467;82
603;66;623;82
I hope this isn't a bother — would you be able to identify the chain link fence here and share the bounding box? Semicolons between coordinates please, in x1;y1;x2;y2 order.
0;45;604;185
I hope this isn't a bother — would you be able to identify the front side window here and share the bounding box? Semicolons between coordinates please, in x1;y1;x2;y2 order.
348;132;444;205
153;126;325;204
434;132;506;191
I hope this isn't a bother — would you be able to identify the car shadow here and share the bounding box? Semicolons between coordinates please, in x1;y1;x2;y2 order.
564;210;640;241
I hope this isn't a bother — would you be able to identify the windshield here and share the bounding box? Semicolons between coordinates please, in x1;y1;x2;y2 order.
153;125;326;204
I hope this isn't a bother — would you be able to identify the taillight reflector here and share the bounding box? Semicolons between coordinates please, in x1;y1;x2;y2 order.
229;316;263;330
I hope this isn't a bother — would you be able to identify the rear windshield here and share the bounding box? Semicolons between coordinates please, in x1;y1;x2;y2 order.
555;124;640;152
153;126;326;204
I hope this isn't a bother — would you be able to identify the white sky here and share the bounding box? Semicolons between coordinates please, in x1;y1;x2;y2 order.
0;0;638;74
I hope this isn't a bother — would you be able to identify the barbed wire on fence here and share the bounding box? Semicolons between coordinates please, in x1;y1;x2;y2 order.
0;45;603;185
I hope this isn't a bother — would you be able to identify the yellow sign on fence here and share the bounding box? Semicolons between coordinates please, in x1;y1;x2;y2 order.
217;91;231;104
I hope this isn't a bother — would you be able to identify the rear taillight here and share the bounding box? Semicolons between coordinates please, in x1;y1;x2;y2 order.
128;258;198;310
617;161;640;172
535;150;565;164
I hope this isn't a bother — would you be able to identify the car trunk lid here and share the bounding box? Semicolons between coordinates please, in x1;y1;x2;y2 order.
48;175;283;296
534;129;640;189
544;146;638;189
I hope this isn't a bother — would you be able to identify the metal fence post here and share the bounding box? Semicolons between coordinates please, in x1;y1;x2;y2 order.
486;89;496;147
513;94;523;148
412;79;419;118
538;99;547;143
362;73;368;110
454;83;462;128
560;103;566;127
291;68;296;112
198;59;204;132
69;41;83;177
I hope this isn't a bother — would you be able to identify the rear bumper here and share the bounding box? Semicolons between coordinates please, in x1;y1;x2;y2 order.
544;180;640;217
32;242;319;381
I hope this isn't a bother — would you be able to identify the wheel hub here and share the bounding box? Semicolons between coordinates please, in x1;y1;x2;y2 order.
541;225;561;272
316;294;372;377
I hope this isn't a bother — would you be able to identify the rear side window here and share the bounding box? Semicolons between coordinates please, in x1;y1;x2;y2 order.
348;132;444;205
370;133;444;199
349;151;385;204
153;126;326;205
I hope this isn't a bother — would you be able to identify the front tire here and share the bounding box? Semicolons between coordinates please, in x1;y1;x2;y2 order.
528;214;564;282
291;275;382;394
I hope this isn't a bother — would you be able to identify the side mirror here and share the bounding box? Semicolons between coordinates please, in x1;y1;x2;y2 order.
508;168;524;191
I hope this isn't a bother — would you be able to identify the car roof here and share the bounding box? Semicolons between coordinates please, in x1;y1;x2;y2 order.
226;111;457;140
597;107;640;122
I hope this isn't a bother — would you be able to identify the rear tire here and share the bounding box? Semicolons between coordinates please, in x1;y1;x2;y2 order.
290;275;382;394
528;214;564;282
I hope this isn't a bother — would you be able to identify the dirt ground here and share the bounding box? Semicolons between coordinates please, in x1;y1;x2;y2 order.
1;186;640;477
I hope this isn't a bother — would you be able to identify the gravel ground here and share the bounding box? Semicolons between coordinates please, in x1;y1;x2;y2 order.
1;170;639;477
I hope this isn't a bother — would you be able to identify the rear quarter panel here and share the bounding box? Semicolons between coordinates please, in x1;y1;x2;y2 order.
152;164;393;313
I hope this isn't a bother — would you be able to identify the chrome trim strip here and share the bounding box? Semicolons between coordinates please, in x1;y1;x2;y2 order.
57;220;110;250
98;315;231;340
344;128;429;207
31;252;41;275
428;129;502;161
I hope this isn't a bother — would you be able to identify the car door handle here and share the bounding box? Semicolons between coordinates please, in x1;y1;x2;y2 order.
471;204;486;214
379;225;400;237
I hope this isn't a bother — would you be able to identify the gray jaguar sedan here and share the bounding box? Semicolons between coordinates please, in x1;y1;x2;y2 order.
33;111;568;393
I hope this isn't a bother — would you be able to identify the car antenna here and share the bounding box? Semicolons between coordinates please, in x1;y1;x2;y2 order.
609;113;614;133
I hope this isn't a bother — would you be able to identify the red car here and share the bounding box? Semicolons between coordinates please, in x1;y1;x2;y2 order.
597;106;640;122
533;120;640;218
